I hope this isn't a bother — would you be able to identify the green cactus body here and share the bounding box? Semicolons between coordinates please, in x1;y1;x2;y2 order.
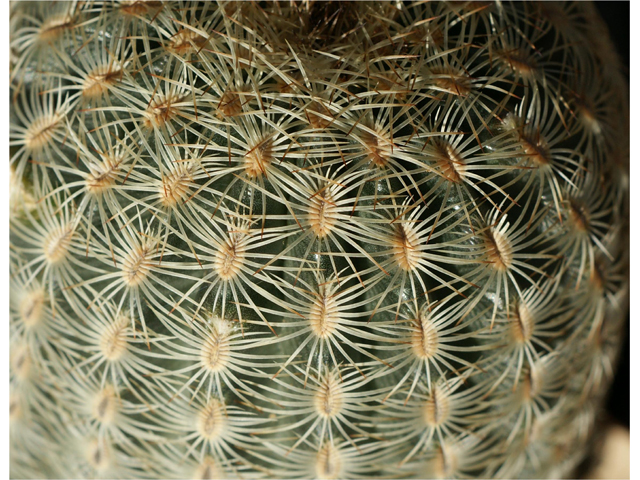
9;1;628;478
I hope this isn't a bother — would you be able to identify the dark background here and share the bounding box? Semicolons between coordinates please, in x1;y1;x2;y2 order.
594;1;629;429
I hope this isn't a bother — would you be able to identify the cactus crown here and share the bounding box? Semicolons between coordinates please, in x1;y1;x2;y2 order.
10;1;628;478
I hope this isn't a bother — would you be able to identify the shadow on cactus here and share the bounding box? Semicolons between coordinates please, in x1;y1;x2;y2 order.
9;1;629;479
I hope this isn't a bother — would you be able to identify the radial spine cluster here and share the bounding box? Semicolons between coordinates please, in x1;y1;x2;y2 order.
9;1;629;479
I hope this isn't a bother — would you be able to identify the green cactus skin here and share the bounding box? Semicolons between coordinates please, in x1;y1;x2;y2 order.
9;1;629;478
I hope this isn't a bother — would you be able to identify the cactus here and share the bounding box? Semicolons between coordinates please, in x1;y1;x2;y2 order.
9;1;629;478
